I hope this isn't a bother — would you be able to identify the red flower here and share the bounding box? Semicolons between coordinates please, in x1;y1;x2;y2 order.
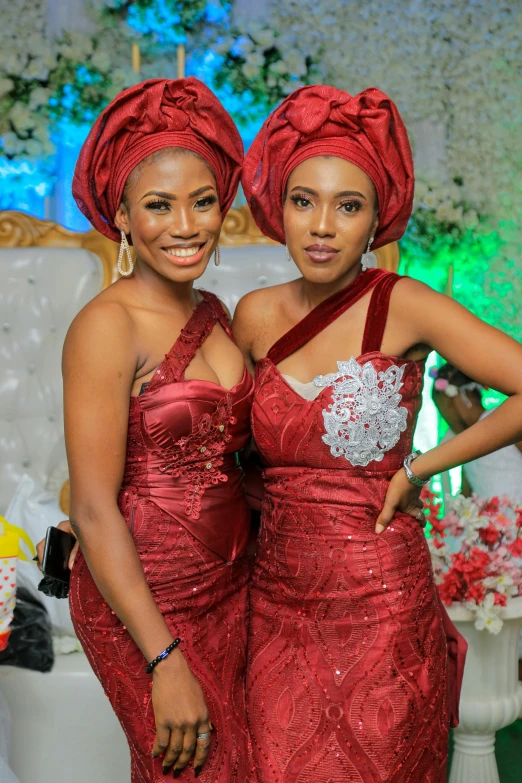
479;523;502;547
429;517;447;538
465;583;486;604
508;537;522;558
493;592;507;606
433;537;446;550
515;510;522;529
438;572;465;605
482;497;500;515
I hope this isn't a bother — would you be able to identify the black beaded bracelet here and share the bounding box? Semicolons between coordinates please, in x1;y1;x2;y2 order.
145;638;181;674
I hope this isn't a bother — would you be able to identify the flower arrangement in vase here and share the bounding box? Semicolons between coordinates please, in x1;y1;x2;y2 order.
424;489;522;634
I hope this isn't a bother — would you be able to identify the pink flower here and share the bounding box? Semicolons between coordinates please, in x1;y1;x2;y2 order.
434;378;449;391
493;592;507;607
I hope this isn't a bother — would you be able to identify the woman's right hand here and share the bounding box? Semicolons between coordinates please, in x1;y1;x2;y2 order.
151;650;212;778
35;520;79;570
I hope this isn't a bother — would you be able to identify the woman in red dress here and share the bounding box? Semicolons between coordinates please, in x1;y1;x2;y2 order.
235;85;522;781
41;79;253;782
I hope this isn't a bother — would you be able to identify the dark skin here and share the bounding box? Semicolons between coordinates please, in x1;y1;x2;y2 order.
233;155;522;532
36;149;245;777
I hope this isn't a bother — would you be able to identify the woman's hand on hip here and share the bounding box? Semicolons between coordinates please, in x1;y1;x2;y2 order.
151;650;212;778
375;468;425;534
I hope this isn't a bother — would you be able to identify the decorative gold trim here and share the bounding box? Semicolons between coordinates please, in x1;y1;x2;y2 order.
59;480;70;517
221;206;400;271
0;210;117;288
374;241;400;273
220;206;277;246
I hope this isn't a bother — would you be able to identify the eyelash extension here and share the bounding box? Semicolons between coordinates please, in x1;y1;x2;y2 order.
195;194;219;208
339;198;364;213
289;192;312;206
145;199;170;210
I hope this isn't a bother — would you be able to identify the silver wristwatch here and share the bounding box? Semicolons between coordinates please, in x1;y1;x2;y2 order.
403;451;430;487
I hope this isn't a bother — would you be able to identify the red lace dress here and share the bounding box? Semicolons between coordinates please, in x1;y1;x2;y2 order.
248;270;466;783
69;291;254;783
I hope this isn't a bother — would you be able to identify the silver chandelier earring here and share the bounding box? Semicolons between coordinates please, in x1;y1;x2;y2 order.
361;236;374;272
285;246;292;262
117;230;134;276
214;244;221;267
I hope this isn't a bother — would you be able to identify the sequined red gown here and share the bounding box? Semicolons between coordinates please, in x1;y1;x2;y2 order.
248;270;466;783
69;292;253;783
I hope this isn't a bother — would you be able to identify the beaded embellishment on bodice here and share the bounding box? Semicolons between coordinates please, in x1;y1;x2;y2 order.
313;356;408;466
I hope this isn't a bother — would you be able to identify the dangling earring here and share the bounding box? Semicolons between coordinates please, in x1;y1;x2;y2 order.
214;245;221;267
361;236;374;272
285;246;292;262
117;230;134;276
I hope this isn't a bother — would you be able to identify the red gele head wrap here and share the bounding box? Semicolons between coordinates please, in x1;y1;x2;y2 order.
73;77;243;241
242;85;414;249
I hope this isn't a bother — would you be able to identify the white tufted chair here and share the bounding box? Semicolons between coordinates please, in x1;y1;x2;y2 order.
0;208;398;783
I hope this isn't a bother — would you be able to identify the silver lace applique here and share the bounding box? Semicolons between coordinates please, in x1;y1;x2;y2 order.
313;357;408;467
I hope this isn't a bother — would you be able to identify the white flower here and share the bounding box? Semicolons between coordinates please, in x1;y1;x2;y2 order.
246;52;265;68
25;139;42;158
91;51;111;73
242;63;260;80
28;87;50;110
0;77;13;98
214;36;235;56
9;102;34;134
269;60;289;76
283;51;308;77
256;29;276;49
483;574;518;597
445;384;459;398
234;35;255;57
474;593;503;635
2;132;24;156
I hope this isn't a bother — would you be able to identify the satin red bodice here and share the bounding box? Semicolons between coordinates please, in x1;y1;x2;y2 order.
70;291;254;783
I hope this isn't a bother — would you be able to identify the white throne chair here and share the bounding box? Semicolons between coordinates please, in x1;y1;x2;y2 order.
0;207;398;783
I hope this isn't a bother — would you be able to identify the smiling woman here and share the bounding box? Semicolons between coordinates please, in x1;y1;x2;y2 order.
35;78;254;783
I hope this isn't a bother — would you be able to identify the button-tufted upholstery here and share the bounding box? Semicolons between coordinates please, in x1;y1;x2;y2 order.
0;248;104;513
0;241;390;515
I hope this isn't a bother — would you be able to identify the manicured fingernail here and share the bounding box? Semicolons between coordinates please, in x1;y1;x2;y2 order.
162;766;170;775
152;751;159;758
33;556;39;561
195;767;202;778
375;524;386;534
173;770;182;779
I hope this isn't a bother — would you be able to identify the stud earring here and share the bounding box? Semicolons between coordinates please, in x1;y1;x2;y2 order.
117;230;134;276
361;236;374;272
214;245;221;267
285;246;292;262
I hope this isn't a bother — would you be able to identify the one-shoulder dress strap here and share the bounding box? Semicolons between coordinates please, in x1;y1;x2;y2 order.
146;292;219;390
267;268;388;366
200;290;234;339
360;271;401;354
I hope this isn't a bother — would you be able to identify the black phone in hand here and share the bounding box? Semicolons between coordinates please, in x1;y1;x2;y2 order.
41;526;76;585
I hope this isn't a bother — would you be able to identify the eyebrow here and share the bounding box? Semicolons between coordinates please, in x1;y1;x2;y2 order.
140;185;216;201
290;185;367;199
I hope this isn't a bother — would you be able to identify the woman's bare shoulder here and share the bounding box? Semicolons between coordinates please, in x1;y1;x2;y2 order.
64;287;137;372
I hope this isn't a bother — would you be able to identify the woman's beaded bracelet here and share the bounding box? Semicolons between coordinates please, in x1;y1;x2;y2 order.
145;638;181;674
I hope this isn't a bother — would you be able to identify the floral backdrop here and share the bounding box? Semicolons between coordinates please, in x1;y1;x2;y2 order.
0;0;520;346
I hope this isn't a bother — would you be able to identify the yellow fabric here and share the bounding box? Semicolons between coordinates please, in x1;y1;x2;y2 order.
0;515;36;560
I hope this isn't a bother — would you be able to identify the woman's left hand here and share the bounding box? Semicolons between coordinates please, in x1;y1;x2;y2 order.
375;468;425;534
